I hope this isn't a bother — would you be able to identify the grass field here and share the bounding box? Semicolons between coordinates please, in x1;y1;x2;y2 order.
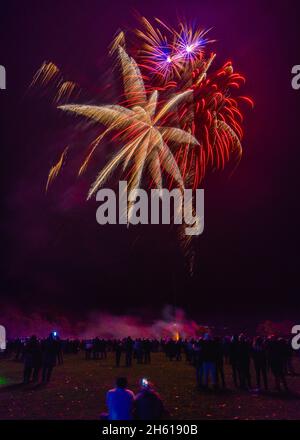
0;352;300;420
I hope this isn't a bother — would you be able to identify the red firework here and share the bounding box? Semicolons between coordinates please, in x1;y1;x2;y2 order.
131;17;254;189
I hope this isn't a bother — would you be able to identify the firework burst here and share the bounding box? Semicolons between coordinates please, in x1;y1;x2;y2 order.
39;15;252;274
135;17;183;82
133;17;253;189
59;47;199;200
173;23;213;68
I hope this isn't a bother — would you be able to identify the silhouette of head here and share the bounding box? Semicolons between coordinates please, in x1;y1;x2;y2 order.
239;333;246;342
116;377;127;388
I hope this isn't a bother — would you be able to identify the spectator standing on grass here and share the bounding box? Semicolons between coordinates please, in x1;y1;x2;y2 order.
143;339;151;364
184;339;193;363
267;336;289;392
41;332;58;383
125;336;133;367
215;337;226;388
252;336;268;390
166;339;176;361
175;339;182;361
229;335;239;387
236;334;252;389
56;336;63;365
84;340;93;360
14;338;23;361
194;339;203;388
106;377;135;420
100;339;107;360
222;336;231;364
114;339;122;367
201;334;217;389
23;335;42;384
93;337;100;360
134;339;143;364
285;338;295;376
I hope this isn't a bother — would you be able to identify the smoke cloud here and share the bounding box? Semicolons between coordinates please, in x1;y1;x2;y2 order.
0;306;206;340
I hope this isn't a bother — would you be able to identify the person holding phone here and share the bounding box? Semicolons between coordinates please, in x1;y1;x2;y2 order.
134;378;166;420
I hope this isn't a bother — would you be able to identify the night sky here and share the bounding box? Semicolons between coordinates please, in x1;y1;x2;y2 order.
1;0;300;326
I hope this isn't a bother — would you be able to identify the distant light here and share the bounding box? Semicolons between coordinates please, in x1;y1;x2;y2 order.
166;56;172;63
141;378;149;387
53;331;57;337
186;45;193;53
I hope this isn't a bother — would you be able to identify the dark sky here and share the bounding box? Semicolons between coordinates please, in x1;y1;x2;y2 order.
1;0;300;325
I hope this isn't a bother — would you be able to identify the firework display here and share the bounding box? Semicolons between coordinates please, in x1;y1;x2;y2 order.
41;17;252;195
37;16;253;269
59;48;199;200
134;18;253;189
3;1;300;428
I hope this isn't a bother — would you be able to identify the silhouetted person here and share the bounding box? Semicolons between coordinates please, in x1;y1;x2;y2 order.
41;333;58;383
285;338;296;375
85;340;93;360
143;339;151;364
14;338;23;361
135;379;166;420
106;377;135;420
93;337;100;360
229;335;239;387
215;337;226;388
166;340;176;361
56;337;63;365
115;340;122;367
252;337;268;390
222;336;231;364
134;339;143;364
193;340;203;388
100;339;107;359
23;336;41;384
175;340;182;361
125;337;133;367
236;334;252;389
267;336;289;392
184;340;193;363
201;334;217;389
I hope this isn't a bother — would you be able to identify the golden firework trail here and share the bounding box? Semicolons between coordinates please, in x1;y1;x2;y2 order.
46;146;69;192
54;81;77;104
59;47;199;200
109;31;126;55
30;61;60;89
30;61;79;105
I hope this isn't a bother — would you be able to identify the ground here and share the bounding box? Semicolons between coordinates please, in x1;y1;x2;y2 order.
0;353;300;419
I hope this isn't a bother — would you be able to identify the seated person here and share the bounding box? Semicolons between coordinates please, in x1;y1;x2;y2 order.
105;377;135;420
134;378;166;420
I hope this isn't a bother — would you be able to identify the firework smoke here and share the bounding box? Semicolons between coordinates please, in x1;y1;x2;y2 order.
0;306;207;340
